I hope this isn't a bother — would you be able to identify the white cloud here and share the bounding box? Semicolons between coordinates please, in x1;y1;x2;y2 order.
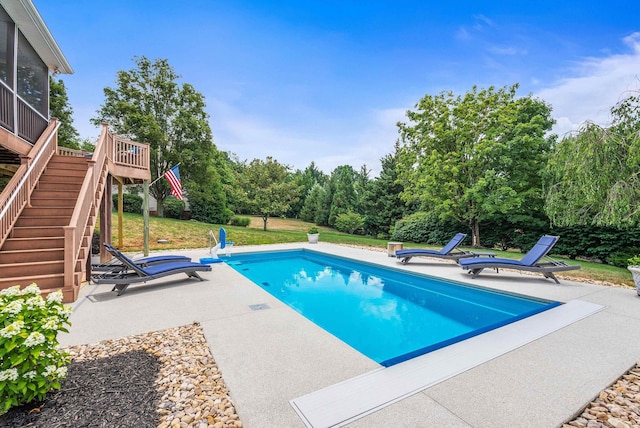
535;32;640;137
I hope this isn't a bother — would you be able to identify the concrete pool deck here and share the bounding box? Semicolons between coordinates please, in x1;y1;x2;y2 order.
61;243;640;427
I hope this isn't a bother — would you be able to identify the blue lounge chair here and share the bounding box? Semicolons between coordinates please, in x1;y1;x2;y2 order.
91;246;211;296
459;235;580;283
92;243;192;272
395;233;476;264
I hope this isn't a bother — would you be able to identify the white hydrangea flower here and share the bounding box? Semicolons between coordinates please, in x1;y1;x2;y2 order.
2;300;22;315
54;305;72;318
47;290;63;303
24;331;46;347
0;285;21;297
56;366;68;378
0;320;24;338
0;368;18;382
25;296;45;310
43;365;57;377
23;370;37;380
42;319;59;330
21;284;41;296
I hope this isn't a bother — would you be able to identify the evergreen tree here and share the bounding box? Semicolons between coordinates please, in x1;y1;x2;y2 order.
362;146;409;237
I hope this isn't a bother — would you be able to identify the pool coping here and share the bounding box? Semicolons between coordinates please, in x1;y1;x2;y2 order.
290;299;604;427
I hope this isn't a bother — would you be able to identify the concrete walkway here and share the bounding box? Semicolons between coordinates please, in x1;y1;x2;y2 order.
61;243;640;428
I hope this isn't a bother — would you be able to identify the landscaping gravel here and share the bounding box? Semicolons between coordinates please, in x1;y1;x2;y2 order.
0;323;240;428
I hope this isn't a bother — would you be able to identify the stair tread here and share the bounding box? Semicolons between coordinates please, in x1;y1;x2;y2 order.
1;248;64;253
0;260;63;268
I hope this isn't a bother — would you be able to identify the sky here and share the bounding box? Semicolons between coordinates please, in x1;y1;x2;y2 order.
35;1;640;176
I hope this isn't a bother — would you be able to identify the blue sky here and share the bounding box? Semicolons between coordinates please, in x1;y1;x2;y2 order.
37;1;640;175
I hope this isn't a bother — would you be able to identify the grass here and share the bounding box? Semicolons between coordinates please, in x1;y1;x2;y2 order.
104;212;635;288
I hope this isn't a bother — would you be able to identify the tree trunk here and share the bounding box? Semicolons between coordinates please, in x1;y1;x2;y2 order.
156;197;164;217
471;219;481;247
262;215;268;231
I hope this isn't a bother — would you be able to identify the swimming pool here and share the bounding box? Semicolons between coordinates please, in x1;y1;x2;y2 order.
225;249;560;366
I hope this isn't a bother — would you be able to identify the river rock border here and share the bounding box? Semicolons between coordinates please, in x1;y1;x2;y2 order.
562;362;640;428
65;323;241;428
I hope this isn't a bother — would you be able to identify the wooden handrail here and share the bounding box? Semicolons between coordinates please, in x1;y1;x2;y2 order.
0;118;59;249
63;124;109;289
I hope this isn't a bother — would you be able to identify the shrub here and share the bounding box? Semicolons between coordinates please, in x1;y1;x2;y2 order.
163;198;185;219
392;212;462;244
0;284;71;415
628;255;640;266
607;248;640;268
308;226;319;234
229;216;250;227
111;193;143;214
334;211;364;234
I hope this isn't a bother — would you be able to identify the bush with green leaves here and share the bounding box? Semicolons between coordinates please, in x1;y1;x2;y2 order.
392;212;462;244
334;211;365;234
628;255;640;267
111;193;143;214
0;284;71;415
229;216;250;227
163;198;185;219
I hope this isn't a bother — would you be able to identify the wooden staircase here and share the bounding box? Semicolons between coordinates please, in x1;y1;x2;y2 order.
0;123;150;302
0;155;92;298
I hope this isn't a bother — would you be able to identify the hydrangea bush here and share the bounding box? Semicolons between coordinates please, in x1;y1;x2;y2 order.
0;284;71;414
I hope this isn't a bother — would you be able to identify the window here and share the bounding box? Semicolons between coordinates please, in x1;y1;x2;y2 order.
0;7;14;85
17;31;47;116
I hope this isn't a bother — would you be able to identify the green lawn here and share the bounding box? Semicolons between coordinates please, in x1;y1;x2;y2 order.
104;212;635;288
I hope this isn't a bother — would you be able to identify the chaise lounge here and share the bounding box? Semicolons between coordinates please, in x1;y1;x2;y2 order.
91;246;212;296
458;235;580;283
92;243;192;272
395;233;477;264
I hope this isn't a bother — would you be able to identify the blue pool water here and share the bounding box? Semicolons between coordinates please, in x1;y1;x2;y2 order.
225;250;560;366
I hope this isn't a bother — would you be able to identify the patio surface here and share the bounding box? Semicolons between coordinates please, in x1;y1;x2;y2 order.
60;243;640;428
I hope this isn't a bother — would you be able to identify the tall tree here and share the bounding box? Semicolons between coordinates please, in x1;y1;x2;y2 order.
544;93;640;227
92;56;218;216
362;144;410;237
287;162;328;218
239;157;301;230
49;76;80;149
300;183;324;223
397;84;555;246
328;165;358;226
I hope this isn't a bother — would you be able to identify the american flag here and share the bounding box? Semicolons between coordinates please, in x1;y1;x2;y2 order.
163;165;183;200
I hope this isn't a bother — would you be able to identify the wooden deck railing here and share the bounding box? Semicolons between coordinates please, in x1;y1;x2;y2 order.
112;135;149;171
0;118;59;249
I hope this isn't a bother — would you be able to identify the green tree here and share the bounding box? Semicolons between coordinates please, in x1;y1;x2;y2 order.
300;183;324;223
544;93;640;227
334;210;365;234
187;163;232;224
239;157;301;230
49;76;80;149
397;84;555;246
92;56;219;216
288;162;328;218
328;165;358;226
362;145;411;237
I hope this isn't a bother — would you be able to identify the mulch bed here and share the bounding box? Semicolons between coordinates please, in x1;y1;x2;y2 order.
1;350;162;428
